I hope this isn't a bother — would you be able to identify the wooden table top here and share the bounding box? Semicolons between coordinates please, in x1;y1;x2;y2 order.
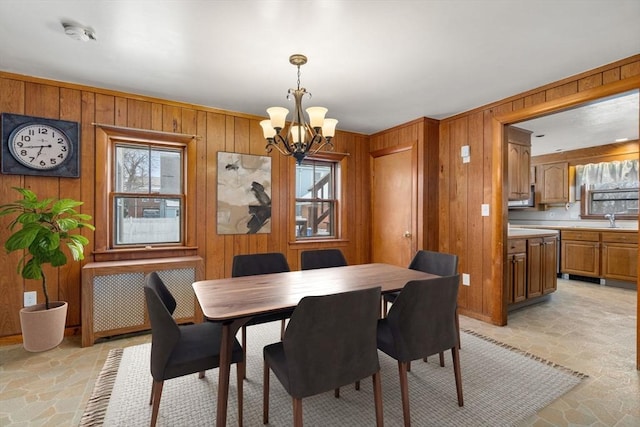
193;263;437;321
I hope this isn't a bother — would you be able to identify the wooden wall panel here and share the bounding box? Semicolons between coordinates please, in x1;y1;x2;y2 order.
0;72;371;338
440;54;640;326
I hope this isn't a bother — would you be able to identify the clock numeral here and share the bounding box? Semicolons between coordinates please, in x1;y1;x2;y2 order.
19;135;31;142
49;158;57;165
39;160;47;167
60;146;67;152
20;150;27;156
56;137;65;144
38;128;49;135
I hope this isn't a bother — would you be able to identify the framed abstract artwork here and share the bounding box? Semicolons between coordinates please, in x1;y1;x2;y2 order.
217;152;272;234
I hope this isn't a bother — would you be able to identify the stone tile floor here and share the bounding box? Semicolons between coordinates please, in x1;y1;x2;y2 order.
0;279;637;426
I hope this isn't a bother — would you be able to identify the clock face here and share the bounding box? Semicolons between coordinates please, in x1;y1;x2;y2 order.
8;123;72;170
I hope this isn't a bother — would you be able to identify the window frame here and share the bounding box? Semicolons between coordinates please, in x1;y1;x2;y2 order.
293;152;346;242
94;124;197;261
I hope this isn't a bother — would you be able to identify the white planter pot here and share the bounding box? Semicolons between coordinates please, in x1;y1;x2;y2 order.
19;301;68;352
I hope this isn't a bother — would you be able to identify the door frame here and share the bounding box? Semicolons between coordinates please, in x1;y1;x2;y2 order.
491;75;640;369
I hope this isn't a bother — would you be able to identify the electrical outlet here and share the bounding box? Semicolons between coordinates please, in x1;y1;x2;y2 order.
24;291;37;307
462;273;470;286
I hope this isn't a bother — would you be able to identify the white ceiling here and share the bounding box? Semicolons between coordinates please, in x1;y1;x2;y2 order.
0;0;638;140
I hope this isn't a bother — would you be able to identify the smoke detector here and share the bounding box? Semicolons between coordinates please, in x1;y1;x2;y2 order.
62;23;96;42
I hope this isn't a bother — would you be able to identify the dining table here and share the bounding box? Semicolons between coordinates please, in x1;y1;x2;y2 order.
192;262;439;427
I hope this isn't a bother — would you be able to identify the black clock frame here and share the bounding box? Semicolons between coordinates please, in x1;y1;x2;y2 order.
1;113;80;178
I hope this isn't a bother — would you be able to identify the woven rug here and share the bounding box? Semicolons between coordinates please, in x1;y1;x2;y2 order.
80;323;587;426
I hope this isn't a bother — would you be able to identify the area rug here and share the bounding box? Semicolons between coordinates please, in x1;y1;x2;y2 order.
80;323;587;426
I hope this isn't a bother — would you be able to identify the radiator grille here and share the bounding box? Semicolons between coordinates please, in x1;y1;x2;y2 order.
93;268;195;332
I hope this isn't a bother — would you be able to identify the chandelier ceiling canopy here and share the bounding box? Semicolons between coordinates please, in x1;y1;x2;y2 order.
260;54;338;164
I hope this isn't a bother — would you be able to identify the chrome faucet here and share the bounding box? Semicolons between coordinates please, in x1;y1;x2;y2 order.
604;213;616;228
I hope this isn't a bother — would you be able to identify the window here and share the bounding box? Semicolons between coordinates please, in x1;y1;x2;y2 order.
113;144;183;245
295;158;339;239
94;124;195;258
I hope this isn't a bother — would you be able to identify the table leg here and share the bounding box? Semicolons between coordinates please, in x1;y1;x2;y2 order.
216;318;247;427
217;322;232;427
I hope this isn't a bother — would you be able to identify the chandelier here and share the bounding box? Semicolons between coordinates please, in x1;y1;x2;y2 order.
260;54;338;164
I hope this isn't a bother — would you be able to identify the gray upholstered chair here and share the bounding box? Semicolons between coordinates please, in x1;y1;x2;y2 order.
300;248;347;270
383;249;460;366
378;275;463;427
232;252;293;378
144;272;245;427
263;287;384;427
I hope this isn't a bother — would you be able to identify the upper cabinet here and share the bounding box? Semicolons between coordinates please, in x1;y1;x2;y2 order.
538;161;570;204
508;126;532;201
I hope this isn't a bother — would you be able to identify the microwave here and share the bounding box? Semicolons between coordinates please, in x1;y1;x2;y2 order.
508;185;535;208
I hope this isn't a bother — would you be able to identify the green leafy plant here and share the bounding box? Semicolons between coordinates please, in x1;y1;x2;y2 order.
0;187;95;309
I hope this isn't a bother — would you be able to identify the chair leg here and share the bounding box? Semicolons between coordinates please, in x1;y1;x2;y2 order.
439;352;445;367
407;361;411;372
293;397;303;427
372;371;384;427
355;380;360;390
263;360;270;424
237;361;244;427
281;319;286;340
455;308;461;349
334;387;340;398
198;371;206;379
150;380;164;427
451;346;464;407
242;326;247;380
398;361;411;427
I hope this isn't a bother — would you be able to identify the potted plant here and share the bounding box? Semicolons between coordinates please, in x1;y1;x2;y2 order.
0;187;94;352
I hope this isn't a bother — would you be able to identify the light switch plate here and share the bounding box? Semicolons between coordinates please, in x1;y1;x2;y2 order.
481;204;490;216
462;273;470;286
461;145;470;157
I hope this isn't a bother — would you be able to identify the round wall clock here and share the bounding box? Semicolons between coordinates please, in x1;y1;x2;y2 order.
1;113;80;177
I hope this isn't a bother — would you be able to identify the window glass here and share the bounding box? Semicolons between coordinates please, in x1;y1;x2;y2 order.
295;159;337;239
113;144;183;246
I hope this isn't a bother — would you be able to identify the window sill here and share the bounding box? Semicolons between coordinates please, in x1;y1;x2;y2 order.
92;246;199;262
289;238;350;247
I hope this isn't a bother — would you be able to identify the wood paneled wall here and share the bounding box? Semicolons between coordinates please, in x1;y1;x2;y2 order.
0;72;371;338
439;55;640;327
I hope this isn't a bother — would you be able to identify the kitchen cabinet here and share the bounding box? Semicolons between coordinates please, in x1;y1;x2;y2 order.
507;238;527;303
507;231;558;307
601;231;638;282
538;162;569;204
507;126;532;201
561;230;600;277
527;236;558;297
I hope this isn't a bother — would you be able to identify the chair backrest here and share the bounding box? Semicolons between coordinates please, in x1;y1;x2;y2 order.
386;275;460;361
231;252;290;277
408;250;458;277
144;272;181;380
300;249;347;270
282;287;381;398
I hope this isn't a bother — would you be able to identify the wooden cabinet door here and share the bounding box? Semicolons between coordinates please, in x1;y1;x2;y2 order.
561;239;600;277
602;243;638;281
527;238;543;298
539;162;569;204
512;252;527;303
508;142;531;201
542;236;558;294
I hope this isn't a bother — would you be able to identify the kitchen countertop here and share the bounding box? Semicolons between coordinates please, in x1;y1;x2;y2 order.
508;228;559;238
510;225;638;233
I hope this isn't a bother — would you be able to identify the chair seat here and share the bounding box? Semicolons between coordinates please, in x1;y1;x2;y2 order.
162;321;244;381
